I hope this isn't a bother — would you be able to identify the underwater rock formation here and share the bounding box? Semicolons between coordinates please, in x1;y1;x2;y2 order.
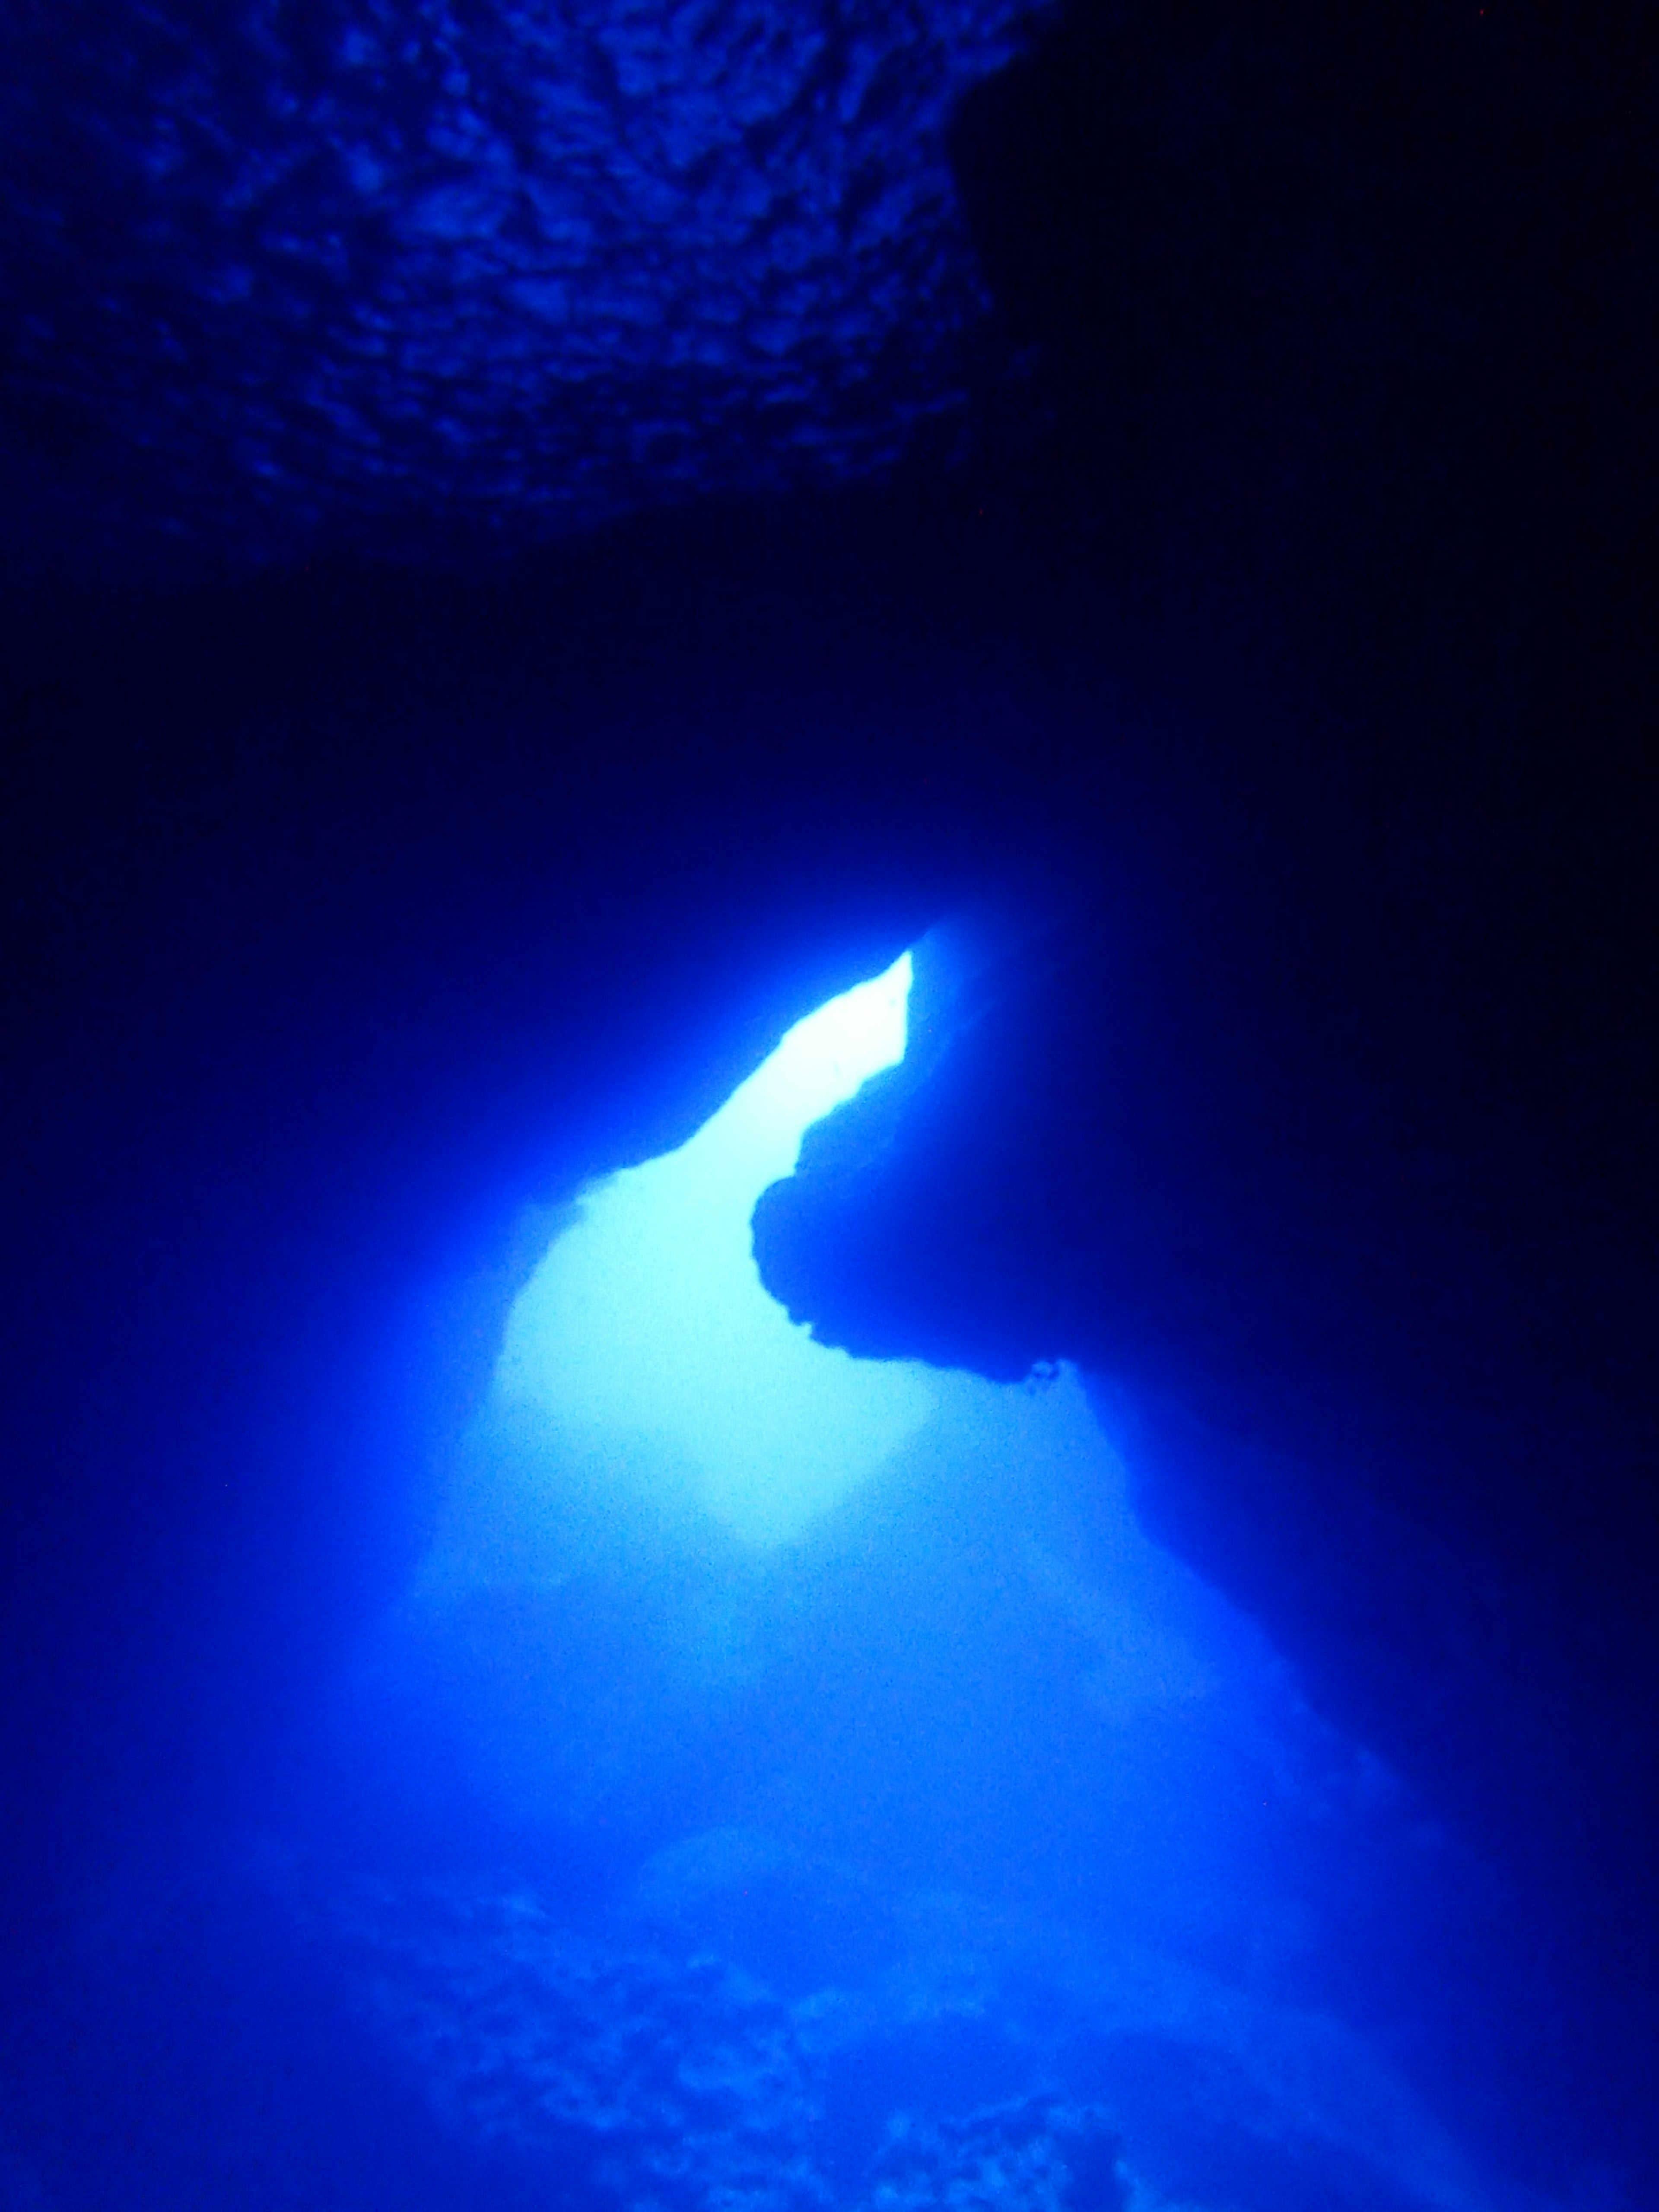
867;2098;1125;2212
336;1879;831;2211
0;0;1026;577
2;2;1654;2205
334;1878;1132;2212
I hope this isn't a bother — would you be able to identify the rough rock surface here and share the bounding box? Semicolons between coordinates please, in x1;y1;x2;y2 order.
867;2099;1125;2212
1;0;1026;576
338;1880;831;2211
334;1878;1128;2212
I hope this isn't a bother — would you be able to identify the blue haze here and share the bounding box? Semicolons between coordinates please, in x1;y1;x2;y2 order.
332;953;1551;2212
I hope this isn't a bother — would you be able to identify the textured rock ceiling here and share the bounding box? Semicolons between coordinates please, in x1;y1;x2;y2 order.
1;0;1027;570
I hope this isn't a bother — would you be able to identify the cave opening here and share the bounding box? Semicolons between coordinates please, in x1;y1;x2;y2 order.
332;943;1530;2212
488;948;933;1550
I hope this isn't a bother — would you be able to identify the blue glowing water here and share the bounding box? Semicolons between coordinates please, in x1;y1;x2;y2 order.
333;955;1540;2212
490;951;933;1546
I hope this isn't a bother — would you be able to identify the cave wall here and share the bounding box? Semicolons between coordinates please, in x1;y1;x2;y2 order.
763;0;1659;2177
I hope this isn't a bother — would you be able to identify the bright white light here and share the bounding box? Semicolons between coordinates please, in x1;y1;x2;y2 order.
716;949;914;1185
493;952;934;1547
